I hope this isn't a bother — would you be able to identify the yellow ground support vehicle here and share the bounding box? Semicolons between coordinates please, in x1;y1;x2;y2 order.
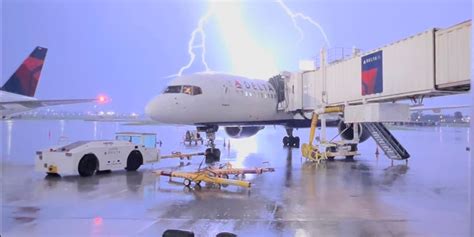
156;170;251;188
301;106;358;162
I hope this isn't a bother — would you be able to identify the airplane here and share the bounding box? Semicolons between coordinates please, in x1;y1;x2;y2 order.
144;72;359;162
1;46;97;118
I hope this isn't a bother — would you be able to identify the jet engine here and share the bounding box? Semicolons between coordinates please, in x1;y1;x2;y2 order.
338;120;370;143
224;126;264;138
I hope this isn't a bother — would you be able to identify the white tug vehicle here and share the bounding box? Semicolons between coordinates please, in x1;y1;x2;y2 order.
35;132;160;177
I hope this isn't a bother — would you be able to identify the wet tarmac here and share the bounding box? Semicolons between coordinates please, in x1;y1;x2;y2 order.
0;121;471;236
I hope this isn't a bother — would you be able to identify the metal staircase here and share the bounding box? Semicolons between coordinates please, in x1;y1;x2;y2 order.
363;122;410;160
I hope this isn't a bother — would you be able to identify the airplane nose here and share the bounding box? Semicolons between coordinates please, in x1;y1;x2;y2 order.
145;96;160;119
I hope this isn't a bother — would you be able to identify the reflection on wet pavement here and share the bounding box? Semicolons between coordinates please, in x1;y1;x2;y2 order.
1;121;470;236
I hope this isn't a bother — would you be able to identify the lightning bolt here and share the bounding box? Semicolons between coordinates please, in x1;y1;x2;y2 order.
177;1;330;77
177;4;214;76
276;0;330;47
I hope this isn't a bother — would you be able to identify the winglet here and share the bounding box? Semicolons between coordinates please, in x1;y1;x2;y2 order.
1;46;48;97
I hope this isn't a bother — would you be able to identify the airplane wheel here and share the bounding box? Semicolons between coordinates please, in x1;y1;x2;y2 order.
205;148;220;163
214;149;221;162
78;154;98;177
183;179;192;186
283;136;289;146
293;137;300;148
126;150;143;171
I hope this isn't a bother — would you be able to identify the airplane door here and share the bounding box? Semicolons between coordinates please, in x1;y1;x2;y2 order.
221;82;231;108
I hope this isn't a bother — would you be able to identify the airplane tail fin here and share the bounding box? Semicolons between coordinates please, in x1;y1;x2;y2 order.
1;46;48;97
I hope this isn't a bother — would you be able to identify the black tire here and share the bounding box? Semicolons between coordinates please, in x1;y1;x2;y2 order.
217;232;237;237
283;136;289;146
326;147;336;160
350;144;358;151
214;148;221;162
205;148;221;163
78;154;98;177
221;174;230;187
183;179;192;186
46;172;60;177
293;137;300;148
162;229;195;237
345;144;358;160
126;150;143;171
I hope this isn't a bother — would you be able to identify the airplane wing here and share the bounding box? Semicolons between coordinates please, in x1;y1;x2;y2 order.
0;99;96;108
122;120;165;126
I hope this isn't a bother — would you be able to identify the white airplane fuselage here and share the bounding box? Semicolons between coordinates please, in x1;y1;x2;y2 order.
145;73;293;126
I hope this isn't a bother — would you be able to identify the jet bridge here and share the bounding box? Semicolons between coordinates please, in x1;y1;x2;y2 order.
279;20;471;113
276;20;471;161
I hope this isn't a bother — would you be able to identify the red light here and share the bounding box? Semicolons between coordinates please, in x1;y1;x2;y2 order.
93;217;103;226
97;94;110;104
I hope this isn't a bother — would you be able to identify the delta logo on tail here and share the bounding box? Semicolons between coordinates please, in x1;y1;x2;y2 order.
1;46;48;97
361;50;383;95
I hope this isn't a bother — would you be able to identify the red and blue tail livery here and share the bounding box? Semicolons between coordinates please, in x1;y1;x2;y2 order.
361;50;383;95
1;46;48;97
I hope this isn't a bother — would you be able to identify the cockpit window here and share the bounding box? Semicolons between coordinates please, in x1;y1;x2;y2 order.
193;86;202;95
182;85;193;95
164;86;182;93
163;85;202;95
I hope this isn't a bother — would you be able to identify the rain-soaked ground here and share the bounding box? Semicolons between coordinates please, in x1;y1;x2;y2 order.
0;121;471;236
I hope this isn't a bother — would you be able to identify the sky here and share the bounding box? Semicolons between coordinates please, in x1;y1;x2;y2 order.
1;0;472;114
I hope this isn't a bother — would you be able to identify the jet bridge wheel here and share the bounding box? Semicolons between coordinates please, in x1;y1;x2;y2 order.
345;144;358;160
78;154;98;177
325;147;336;161
125;150;143;171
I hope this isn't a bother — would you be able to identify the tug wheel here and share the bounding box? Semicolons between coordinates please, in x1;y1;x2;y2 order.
183;179;192;186
78;154;98;177
125;150;143;171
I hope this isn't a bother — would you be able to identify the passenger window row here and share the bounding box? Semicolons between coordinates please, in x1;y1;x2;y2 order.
235;90;276;99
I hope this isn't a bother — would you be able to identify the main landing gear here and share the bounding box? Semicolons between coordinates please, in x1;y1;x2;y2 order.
198;125;221;164
282;128;300;148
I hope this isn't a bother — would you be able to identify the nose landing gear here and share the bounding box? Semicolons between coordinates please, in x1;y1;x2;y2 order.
283;128;300;148
198;126;221;164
